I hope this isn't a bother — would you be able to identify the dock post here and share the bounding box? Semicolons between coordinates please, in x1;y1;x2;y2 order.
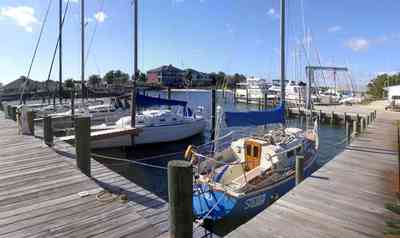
167;87;172;100
330;111;335;126
258;98;262;110
25;110;35;136
360;117;365;133
345;118;351;144
5;104;10;119
43;116;53;146
11;106;17;121
374;110;377;121
352;119;358;137
168;160;193;238
356;114;360;134
0;101;3;111
295;155;305;185
246;88;249;104
75;116;91;177
319;110;322;122
211;89;216;141
264;92;268;109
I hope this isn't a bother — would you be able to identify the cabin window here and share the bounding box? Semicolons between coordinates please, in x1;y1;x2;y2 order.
246;144;252;156
253;146;259;157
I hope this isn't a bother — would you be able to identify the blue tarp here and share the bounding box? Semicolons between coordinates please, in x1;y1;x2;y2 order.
224;103;285;127
136;94;187;108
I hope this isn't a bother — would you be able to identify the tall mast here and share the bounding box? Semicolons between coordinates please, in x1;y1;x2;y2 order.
130;0;138;144
59;0;63;103
280;0;286;105
81;0;85;103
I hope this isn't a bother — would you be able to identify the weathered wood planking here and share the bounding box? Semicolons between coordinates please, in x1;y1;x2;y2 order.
227;113;399;238
0;112;169;238
0;111;214;238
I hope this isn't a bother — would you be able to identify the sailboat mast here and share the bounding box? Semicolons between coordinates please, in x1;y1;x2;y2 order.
81;0;85;103
280;0;286;105
59;0;63;104
130;0;138;136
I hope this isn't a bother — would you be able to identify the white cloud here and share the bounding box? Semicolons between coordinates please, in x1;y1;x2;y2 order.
376;71;399;76
345;38;370;52
0;6;39;32
267;8;279;19
328;25;342;33
94;11;107;23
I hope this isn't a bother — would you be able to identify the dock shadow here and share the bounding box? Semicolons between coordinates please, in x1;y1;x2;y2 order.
91;177;166;209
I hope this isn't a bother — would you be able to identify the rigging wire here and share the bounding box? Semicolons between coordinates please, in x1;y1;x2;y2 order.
20;0;54;104
85;0;105;67
45;0;71;93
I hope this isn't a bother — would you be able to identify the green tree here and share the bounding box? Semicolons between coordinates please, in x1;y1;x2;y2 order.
138;72;147;82
103;70;129;87
64;78;75;90
88;74;102;88
367;73;400;99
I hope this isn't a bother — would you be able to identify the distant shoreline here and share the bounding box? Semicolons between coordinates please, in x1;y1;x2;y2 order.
159;88;233;93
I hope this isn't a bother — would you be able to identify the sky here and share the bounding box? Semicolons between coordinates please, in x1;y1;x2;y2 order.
0;0;399;90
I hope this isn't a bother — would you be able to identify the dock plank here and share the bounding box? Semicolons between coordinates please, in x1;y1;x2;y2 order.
227;111;398;238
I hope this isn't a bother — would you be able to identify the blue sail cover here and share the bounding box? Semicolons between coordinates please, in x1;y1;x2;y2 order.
136;94;187;108
224;103;285;127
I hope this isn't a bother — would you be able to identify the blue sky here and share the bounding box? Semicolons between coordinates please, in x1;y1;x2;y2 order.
0;0;399;90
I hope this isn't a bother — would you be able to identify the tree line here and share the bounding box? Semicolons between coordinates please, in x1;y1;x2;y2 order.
367;73;400;99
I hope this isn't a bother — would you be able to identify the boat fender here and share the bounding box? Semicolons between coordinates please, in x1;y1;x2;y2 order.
184;145;194;161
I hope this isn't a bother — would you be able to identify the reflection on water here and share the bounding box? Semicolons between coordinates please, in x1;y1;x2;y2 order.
93;90;346;235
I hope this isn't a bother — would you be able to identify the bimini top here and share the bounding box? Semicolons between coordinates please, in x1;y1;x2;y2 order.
224;103;285;127
136;94;187;108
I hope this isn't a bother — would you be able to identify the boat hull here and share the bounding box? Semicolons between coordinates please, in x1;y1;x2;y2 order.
91;118;206;149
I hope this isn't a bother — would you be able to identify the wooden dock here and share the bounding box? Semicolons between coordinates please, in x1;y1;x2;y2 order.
226;109;399;237
0;111;172;238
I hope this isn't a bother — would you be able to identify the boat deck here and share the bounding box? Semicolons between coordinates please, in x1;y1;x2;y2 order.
226;110;399;237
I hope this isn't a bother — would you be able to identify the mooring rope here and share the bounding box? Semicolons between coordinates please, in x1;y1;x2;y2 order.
91;152;168;170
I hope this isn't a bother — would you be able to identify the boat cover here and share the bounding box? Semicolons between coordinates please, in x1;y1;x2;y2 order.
136;94;187;108
224;103;285;127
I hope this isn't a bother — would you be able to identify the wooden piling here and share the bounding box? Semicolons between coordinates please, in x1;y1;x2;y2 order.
352;119;358;137
319;110;322;122
168;160;193;238
25;110;35;136
360;117;365;133
0;101;3;111
75;116;91;177
246;88;249;104
330;111;335;126
345;118;351;144
43;116;53;146
5;104;10;119
11;106;17;121
167;87;172;100
264;92;268;109
211;89;216;141
295;155;305;185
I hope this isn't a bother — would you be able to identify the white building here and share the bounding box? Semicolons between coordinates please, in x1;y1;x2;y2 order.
384;85;400;105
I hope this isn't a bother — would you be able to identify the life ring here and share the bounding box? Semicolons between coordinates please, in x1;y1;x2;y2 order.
184;145;193;161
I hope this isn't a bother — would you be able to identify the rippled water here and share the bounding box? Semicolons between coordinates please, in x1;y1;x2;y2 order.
93;90;346;235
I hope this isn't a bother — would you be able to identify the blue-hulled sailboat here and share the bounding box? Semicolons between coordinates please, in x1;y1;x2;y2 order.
185;0;319;223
